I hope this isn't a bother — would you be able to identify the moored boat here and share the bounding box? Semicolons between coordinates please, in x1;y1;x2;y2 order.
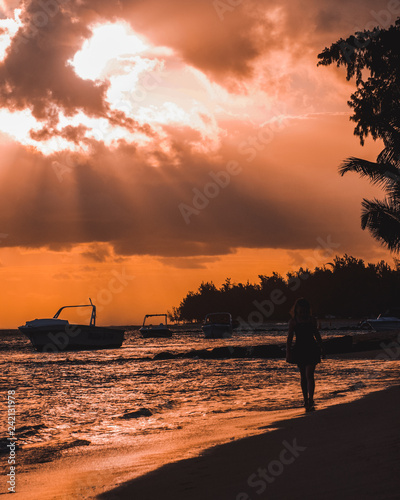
19;299;125;352
202;312;233;339
139;314;172;338
362;315;400;331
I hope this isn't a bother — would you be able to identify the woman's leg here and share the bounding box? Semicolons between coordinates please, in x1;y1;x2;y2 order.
305;364;316;403
299;365;308;405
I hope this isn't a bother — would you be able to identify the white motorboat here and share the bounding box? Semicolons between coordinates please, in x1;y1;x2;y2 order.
361;309;400;331
202;312;233;339
19;299;125;352
139;314;172;338
363;316;400;331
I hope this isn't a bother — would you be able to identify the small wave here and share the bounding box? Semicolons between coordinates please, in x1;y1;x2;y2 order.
20;439;91;465
329;381;367;397
16;424;47;437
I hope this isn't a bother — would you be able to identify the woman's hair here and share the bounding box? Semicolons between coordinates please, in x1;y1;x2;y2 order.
290;298;312;318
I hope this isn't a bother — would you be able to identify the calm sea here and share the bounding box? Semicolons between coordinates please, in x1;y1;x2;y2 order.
1;324;400;490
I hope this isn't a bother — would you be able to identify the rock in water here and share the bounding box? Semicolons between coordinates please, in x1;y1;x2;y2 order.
121;408;153;419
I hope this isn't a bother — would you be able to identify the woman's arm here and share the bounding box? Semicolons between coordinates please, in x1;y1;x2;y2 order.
286;319;295;361
313;318;325;358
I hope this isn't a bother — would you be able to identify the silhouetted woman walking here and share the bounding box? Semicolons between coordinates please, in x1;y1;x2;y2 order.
286;298;324;411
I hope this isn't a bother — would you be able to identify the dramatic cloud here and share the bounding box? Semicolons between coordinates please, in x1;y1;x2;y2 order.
0;111;384;257
0;0;396;259
0;2;106;120
1;0;394;125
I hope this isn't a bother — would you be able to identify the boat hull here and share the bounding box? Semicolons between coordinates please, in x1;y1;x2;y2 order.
19;324;125;352
365;319;400;332
139;327;172;338
202;324;233;339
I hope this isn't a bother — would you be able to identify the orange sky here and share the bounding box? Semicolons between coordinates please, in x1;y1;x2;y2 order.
0;0;398;327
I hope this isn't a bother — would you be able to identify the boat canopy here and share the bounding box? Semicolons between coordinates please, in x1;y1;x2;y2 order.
204;312;232;324
142;314;168;327
53;298;96;326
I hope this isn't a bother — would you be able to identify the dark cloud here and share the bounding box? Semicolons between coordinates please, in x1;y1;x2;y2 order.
0;2;105;120
0;0;394;128
0;0;148;135
119;0;272;82
53;272;74;280
118;0;397;86
80;242;111;262
29;124;89;143
157;256;221;269
0;113;381;258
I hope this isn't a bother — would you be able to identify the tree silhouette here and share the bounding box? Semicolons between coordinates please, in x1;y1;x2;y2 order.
174;255;400;322
318;18;400;252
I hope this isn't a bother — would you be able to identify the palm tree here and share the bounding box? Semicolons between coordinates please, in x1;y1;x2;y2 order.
318;19;400;252
339;141;400;252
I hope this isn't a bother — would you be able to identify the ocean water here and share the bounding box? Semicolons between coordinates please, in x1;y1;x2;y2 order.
1;324;400;483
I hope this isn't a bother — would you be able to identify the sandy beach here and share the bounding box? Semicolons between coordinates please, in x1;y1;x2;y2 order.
99;385;400;500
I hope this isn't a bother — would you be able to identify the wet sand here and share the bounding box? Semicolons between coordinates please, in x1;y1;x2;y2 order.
10;406;308;499
99;385;400;500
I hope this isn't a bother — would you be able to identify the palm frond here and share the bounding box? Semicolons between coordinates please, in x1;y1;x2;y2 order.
377;145;400;169
361;198;400;252
339;157;400;192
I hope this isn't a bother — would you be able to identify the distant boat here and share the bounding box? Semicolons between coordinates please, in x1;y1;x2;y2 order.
202;312;233;339
19;299;125;352
139;314;172;338
361;309;400;331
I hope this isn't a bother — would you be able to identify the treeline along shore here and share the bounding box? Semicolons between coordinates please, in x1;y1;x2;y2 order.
170;255;400;323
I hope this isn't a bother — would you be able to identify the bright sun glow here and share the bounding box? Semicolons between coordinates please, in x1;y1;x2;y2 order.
70;23;149;81
0;108;40;141
0;9;21;62
0;19;275;156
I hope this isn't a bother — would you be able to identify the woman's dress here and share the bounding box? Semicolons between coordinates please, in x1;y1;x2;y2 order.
293;320;321;366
